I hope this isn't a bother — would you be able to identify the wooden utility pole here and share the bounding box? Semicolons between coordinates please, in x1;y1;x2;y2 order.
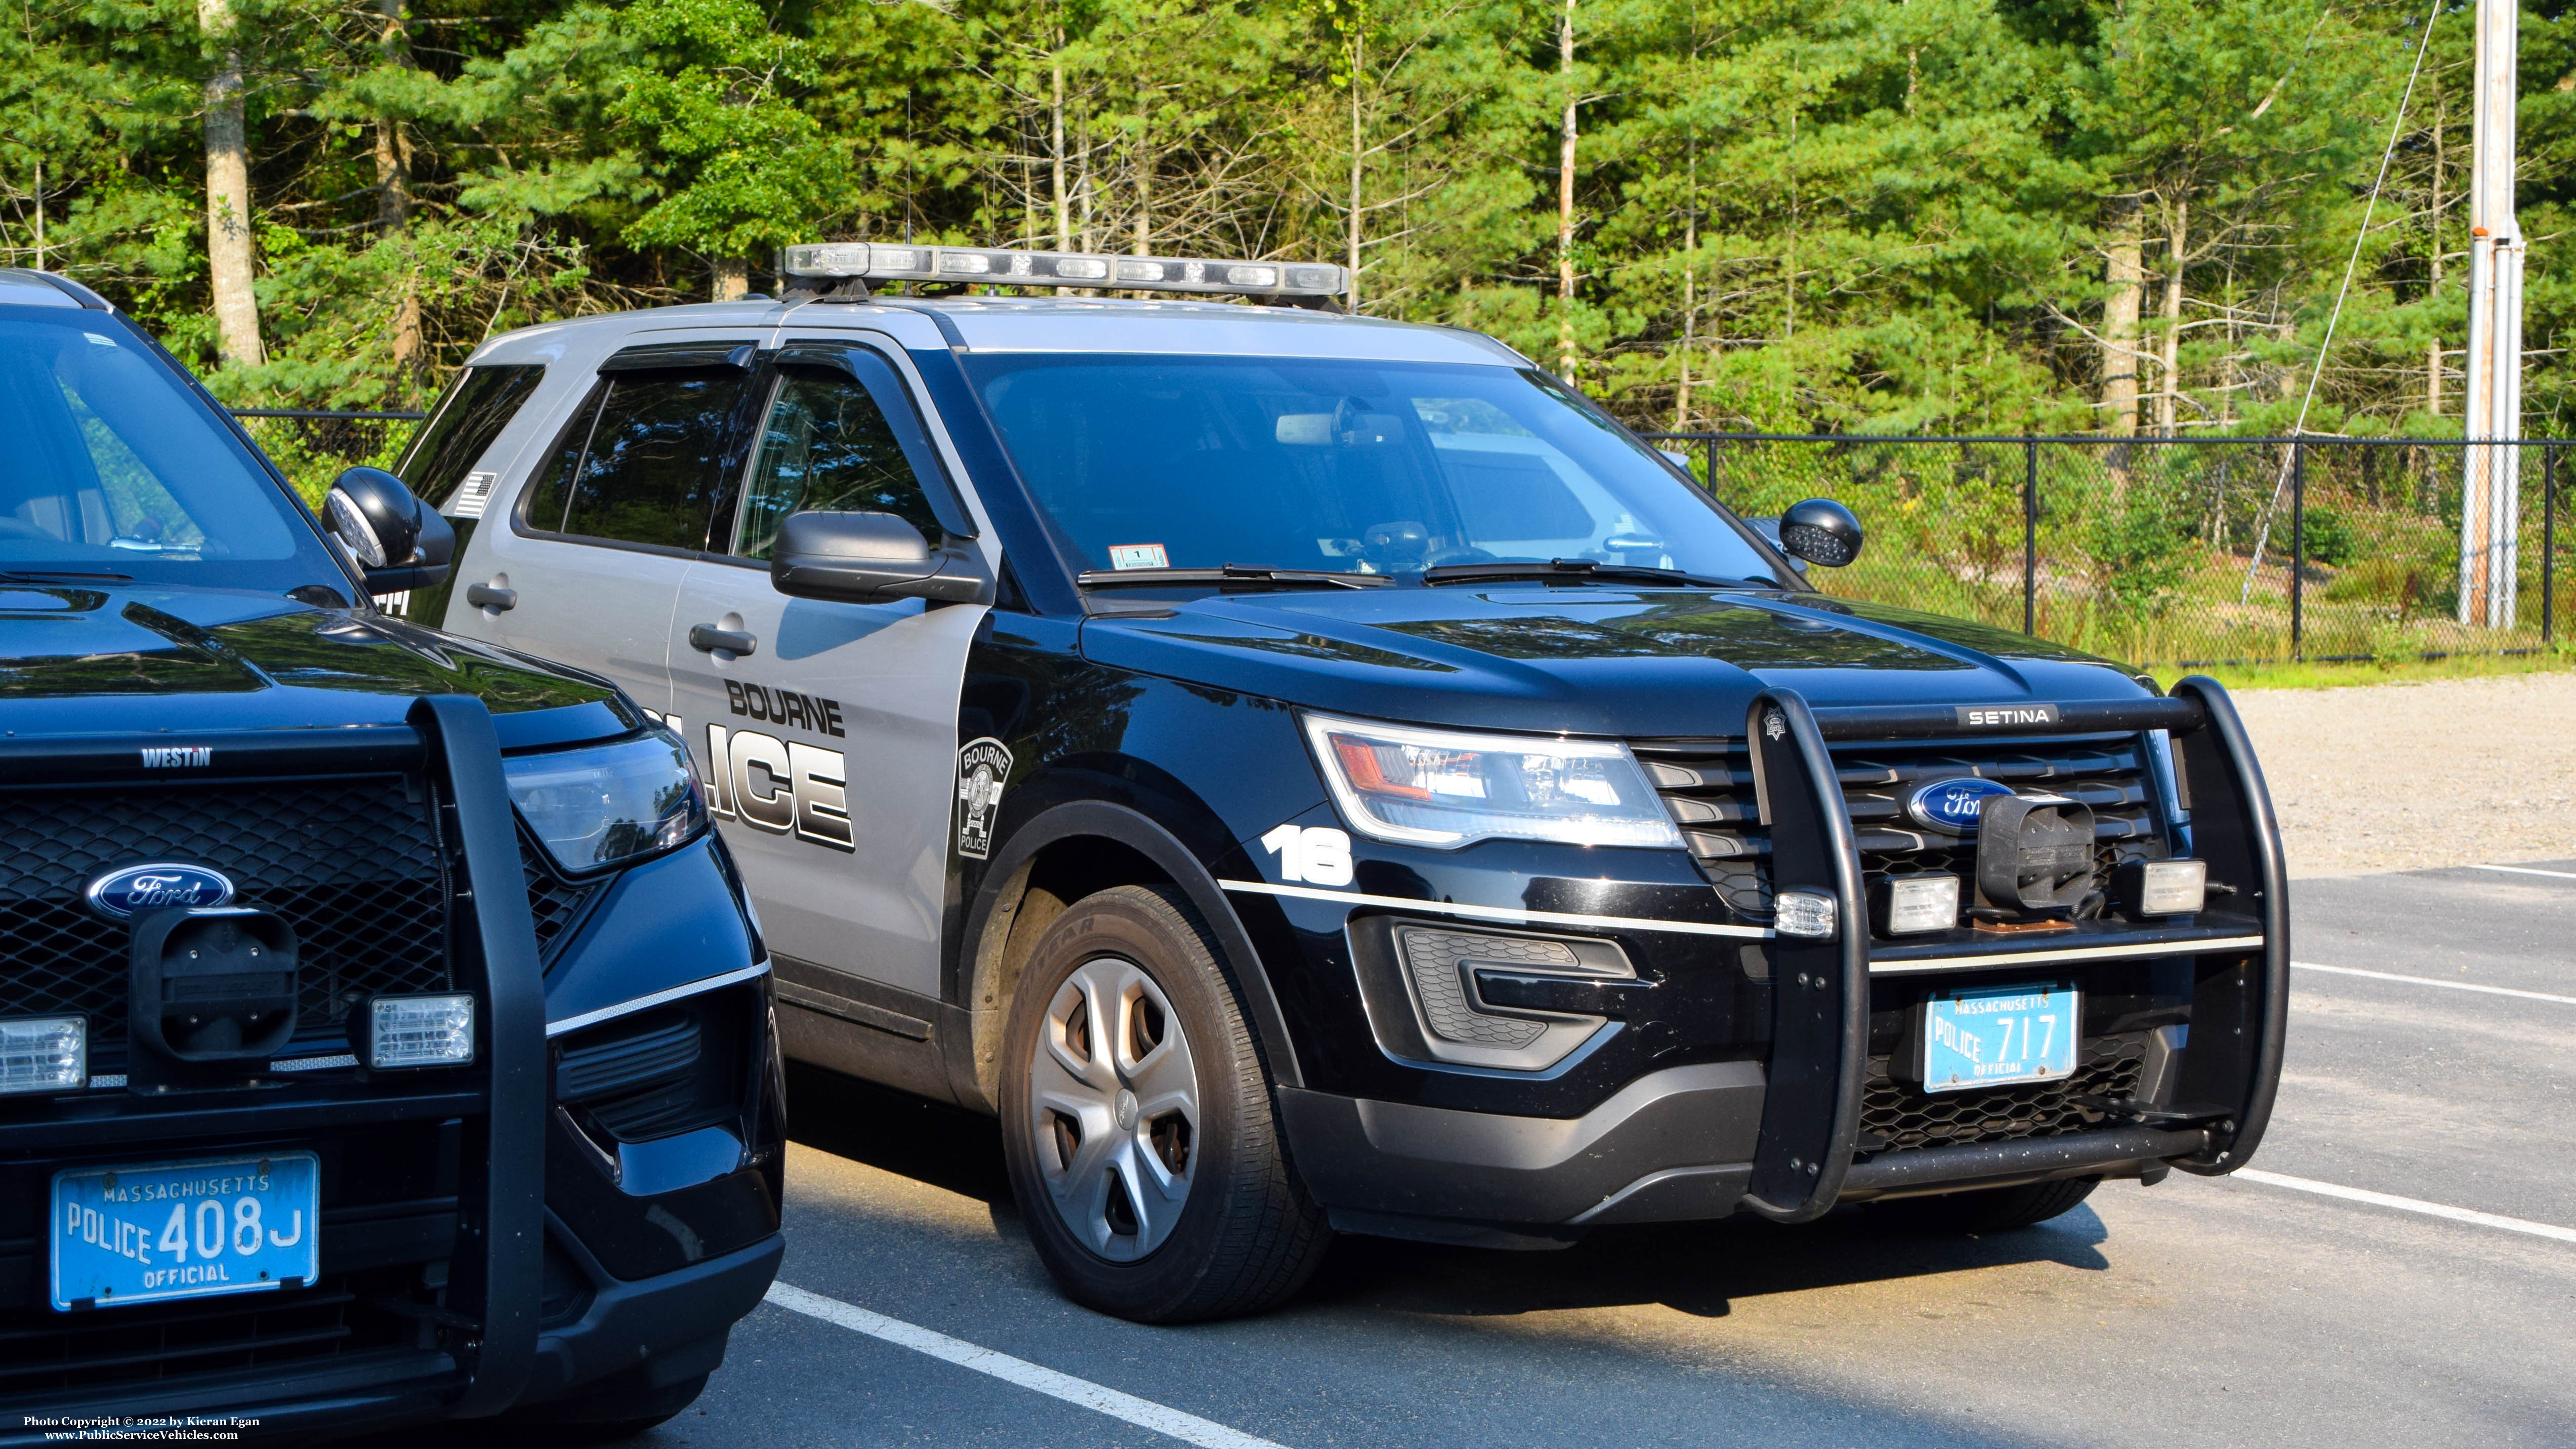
2458;0;2524;628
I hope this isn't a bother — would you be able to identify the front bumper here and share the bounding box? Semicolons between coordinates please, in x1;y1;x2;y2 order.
0;706;783;1435
1281;1069;2207;1245
1259;679;2287;1239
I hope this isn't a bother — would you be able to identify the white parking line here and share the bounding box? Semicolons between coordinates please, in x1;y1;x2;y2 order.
763;1281;1294;1449
2466;862;2576;883
2292;960;2576;1007
2233;1169;2576;1246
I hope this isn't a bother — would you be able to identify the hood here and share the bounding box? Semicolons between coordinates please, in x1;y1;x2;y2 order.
0;585;629;743
1078;586;2145;737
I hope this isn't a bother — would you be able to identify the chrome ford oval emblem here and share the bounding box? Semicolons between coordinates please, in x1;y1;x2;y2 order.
1905;778;2018;836
85;862;236;919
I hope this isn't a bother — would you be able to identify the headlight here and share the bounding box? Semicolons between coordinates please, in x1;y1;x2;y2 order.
1302;713;1683;849
505;732;708;874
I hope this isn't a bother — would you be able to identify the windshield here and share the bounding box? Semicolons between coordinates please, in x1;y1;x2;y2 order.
965;354;1782;585
0;307;347;594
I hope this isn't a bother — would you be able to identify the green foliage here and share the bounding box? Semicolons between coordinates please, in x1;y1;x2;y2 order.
0;0;2552;445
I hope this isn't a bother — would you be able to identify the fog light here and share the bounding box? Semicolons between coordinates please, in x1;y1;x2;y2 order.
2130;858;2208;917
0;1016;86;1096
1774;890;1838;939
359;994;475;1069
1878;875;1961;936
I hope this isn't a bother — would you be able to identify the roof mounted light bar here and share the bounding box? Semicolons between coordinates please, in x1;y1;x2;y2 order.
778;242;1345;299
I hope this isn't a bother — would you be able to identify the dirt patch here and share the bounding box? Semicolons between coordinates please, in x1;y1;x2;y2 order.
2231;671;2576;877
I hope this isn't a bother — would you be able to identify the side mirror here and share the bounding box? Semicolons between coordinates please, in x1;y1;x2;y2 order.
1776;498;1863;568
771;511;994;606
325;466;453;594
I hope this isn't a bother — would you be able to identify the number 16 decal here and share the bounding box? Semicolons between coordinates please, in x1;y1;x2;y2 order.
1260;825;1353;887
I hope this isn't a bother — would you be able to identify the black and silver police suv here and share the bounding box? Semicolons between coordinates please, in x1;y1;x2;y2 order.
0;269;782;1440
393;240;2288;1326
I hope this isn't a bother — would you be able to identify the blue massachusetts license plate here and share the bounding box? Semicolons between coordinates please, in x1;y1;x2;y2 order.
51;1152;319;1311
1921;983;2080;1093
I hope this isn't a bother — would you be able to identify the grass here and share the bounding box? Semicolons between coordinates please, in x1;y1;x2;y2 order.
2148;648;2576;692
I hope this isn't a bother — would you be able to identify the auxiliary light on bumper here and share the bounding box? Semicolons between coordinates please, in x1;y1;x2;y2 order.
355;993;477;1070
0;1015;86;1095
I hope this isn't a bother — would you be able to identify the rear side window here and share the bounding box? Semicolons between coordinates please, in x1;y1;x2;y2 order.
398;364;544;514
520;371;749;551
730;364;945;560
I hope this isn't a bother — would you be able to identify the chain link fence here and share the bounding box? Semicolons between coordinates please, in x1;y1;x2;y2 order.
236;410;2564;668
1645;434;2570;667
229;408;426;507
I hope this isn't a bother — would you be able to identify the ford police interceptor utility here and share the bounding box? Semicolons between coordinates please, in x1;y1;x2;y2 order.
0;268;780;1437
393;242;2288;1324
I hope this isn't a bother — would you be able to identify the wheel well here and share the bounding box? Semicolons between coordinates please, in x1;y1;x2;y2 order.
962;835;1174;1110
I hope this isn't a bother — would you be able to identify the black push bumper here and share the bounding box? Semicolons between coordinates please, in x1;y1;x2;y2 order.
0;699;782;1438
1278;677;2287;1241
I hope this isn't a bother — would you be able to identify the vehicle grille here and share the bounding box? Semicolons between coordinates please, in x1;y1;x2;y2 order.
0;1275;427;1404
0;778;450;1063
1629;734;2166;923
522;841;599;956
1860;1030;2148;1152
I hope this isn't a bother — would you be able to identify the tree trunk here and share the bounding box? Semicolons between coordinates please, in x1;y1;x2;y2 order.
1050;40;1070;252
1347;31;1363;313
2099;194;2144;436
2154;197;2185;435
2428;99;2445;420
1133;136;1153;258
1676;146;1695;430
200;0;264;368
1556;0;1578;381
712;256;749;301
376;0;421;379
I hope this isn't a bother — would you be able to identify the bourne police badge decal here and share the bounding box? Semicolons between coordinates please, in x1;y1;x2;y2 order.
955;738;1014;860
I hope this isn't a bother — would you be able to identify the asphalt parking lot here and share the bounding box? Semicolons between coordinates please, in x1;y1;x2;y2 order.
643;858;2576;1448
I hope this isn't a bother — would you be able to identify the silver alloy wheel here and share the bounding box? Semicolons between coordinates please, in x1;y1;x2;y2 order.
1028;955;1200;1261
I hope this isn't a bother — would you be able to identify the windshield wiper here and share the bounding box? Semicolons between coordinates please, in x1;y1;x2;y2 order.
1076;564;1394;591
0;569;134;584
1419;559;1749;588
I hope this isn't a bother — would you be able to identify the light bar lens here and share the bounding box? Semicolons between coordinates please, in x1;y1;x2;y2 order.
777;243;1345;298
0;1016;86;1095
1774;891;1838;939
370;995;475;1069
1883;875;1960;935
2138;859;2208;916
505;731;708;874
1303;713;1682;850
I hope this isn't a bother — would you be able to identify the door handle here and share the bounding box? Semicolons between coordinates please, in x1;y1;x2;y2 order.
466;583;517;611
688;624;758;656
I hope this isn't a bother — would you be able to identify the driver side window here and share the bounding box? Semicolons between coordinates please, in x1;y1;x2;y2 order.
730;364;946;561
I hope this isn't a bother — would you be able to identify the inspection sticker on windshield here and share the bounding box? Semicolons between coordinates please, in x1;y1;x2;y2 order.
1107;543;1168;570
1921;983;2078;1093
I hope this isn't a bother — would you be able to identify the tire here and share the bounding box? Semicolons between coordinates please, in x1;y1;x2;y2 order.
497;1371;707;1441
1000;884;1331;1323
1866;1176;2100;1233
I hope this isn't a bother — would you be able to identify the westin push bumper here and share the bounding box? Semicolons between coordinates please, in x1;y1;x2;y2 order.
1278;678;2287;1246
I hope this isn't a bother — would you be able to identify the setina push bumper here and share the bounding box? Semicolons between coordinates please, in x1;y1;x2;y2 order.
1276;677;2287;1246
0;697;783;1439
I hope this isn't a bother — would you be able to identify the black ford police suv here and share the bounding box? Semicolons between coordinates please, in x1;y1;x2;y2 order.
399;241;2287;1327
0;269;782;1439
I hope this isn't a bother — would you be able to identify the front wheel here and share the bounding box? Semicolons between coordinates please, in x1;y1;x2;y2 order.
1000;885;1330;1322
